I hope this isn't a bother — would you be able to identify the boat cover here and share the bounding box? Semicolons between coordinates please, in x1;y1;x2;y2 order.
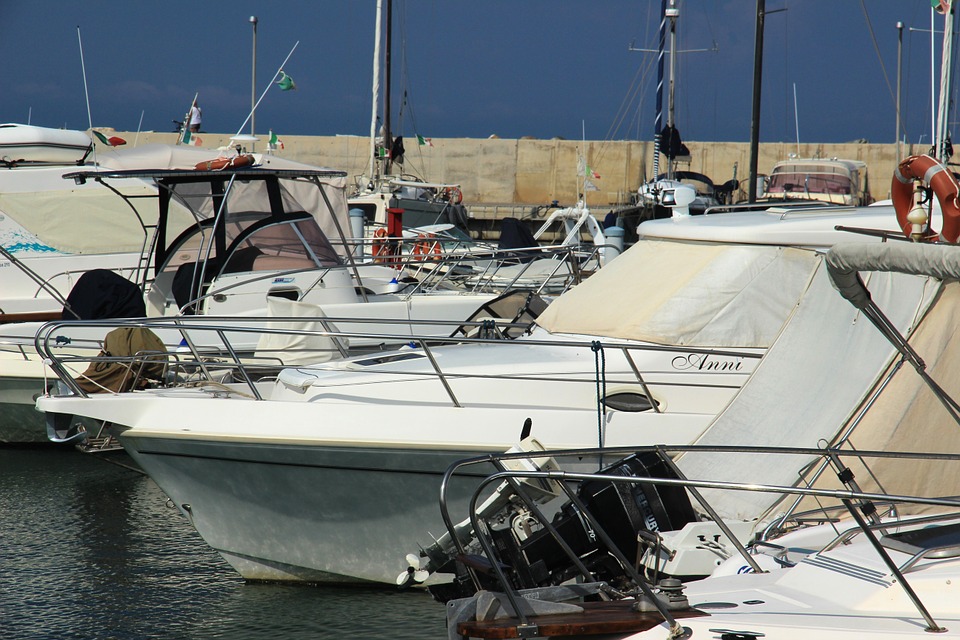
675;245;940;521
254;297;349;366
535;239;820;348
0;144;350;256
798;243;960;514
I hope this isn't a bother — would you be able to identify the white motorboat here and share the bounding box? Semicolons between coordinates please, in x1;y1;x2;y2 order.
1;150;513;443
439;443;960;640
0;123;93;165
33;190;936;584
761;156;872;206
432;241;960;639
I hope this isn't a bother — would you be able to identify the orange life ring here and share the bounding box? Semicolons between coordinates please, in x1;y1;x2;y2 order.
443;186;463;205
194;154;256;171
371;227;389;259
892;154;960;242
371;227;402;266
412;233;441;261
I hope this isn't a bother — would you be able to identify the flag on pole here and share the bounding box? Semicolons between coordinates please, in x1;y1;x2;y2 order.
577;155;600;180
92;130;126;147
269;130;285;150
583;179;599;192
417;134;433;147
276;71;297;91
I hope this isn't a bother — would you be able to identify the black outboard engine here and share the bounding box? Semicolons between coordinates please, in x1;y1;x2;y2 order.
426;451;699;603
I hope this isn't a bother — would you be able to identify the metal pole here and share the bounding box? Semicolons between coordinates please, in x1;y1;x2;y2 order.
250;16;258;150
896;21;903;162
748;0;765;204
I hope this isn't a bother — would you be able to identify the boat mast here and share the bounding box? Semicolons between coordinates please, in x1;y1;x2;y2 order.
652;0;667;180
666;1;679;180
368;0;383;184
383;0;394;176
935;0;958;162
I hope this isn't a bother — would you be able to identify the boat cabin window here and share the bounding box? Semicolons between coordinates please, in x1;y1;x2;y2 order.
766;171;855;198
223;217;341;273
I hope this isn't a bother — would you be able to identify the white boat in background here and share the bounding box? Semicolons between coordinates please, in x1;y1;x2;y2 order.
0;123;92;165
33;195;932;584
761;156;872;206
1;148;516;444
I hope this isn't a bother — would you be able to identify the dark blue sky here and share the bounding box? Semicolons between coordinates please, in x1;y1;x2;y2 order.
0;1;952;145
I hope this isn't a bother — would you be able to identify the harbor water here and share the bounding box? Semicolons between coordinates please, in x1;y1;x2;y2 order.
1;448;448;639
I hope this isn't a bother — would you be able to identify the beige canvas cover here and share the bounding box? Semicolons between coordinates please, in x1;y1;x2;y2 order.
0;186;164;254
535;239;820;348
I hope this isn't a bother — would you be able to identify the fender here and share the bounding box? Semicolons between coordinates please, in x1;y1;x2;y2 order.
891;154;960;242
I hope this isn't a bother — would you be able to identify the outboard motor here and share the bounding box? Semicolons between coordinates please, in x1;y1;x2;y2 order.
423;451;699;603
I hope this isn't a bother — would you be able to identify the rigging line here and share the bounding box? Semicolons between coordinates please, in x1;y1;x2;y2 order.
859;0;906;143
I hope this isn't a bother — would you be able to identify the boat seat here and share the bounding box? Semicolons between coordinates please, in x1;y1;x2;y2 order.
171;247;265;313
880;521;960;560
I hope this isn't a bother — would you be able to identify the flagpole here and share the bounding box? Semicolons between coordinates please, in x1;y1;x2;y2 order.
77;26;96;164
178;92;198;145
233;41;299;140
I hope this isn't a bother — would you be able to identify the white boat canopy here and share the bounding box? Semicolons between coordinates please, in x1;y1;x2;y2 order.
676;243;941;521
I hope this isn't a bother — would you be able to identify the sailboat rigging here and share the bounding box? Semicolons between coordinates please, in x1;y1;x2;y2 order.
350;0;471;235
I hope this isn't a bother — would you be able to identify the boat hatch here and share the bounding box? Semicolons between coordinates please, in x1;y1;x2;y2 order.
350;352;426;367
602;391;660;413
881;522;960;560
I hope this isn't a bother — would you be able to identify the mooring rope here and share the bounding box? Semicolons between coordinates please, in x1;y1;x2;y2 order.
591;341;607;457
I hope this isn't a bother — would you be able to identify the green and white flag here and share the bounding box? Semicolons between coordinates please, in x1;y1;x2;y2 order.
276;71;297;91
269;130;284;150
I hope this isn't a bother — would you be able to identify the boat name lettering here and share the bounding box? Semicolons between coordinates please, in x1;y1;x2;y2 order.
272;277;295;284
672;354;744;372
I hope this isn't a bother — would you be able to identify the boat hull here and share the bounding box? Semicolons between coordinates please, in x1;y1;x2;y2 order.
120;433;493;584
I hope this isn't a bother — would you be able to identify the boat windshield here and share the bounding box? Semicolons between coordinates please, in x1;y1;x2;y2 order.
766;171;854;198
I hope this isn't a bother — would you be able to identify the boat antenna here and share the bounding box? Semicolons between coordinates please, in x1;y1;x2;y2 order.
793;82;800;156
135;109;144;147
233;41;300;141
77;26;97;164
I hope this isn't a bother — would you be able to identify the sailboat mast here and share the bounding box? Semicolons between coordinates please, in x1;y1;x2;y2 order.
666;0;678;179
652;0;667;179
935;1;958;162
369;0;383;182
747;0;765;204
384;0;393;175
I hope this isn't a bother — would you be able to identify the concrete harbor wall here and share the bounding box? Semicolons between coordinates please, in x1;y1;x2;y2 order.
115;131;912;217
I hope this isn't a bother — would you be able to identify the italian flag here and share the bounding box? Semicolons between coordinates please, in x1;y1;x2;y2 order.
92;130;126;147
